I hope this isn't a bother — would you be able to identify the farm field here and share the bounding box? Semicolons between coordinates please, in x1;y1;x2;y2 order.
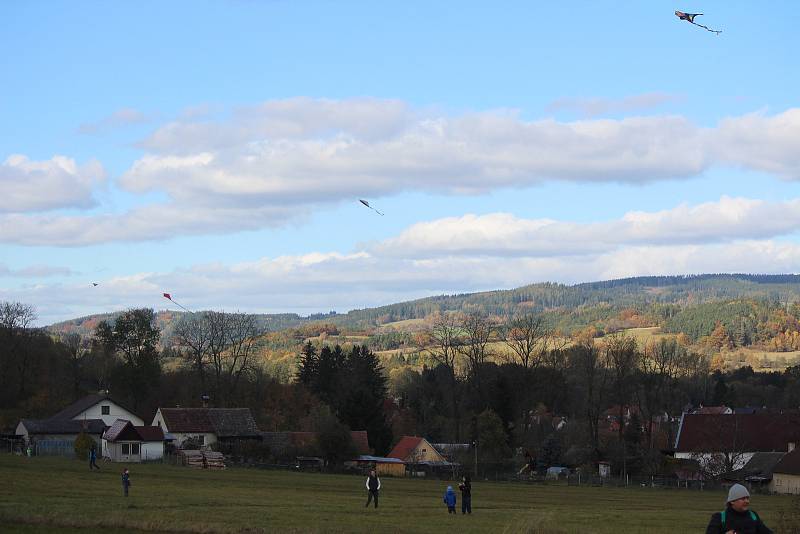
1;455;796;533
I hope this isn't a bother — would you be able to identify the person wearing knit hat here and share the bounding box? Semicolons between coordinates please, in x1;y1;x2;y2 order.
705;483;773;533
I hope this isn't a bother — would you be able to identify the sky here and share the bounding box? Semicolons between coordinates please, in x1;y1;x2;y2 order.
2;1;800;325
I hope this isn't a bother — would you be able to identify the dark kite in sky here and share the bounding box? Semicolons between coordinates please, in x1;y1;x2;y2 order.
675;11;721;34
359;199;384;216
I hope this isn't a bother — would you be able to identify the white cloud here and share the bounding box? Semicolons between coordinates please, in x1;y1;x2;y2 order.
10;239;800;326
78;108;149;134
546;92;681;117
372;197;800;258
8;100;800;245
715;109;800;179
0;155;105;213
0;263;73;277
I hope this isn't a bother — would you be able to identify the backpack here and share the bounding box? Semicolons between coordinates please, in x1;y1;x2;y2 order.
720;509;758;528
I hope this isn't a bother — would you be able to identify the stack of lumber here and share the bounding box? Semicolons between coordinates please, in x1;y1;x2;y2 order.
179;449;205;469
203;451;226;470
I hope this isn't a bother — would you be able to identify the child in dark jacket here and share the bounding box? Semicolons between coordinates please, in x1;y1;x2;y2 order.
122;468;131;497
443;485;457;514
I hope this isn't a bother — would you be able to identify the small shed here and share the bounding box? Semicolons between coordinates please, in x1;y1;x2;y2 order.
103;419;165;462
352;455;406;477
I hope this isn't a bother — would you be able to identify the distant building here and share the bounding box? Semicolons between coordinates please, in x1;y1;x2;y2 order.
674;413;800;475
387;436;447;464
15;392;142;456
771;448;800;494
152;408;260;448
102;419;166;462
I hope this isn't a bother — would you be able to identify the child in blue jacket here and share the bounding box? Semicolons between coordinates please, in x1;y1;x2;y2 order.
443;485;457;514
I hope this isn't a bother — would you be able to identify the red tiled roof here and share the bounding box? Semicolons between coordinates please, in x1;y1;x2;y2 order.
676;414;800;453
104;419;133;441
159;408;214;433
135;425;165;441
104;419;165;442
387;436;423;460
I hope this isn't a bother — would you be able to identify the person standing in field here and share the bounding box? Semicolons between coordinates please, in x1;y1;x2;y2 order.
705;483;772;533
365;469;381;509
458;475;472;515
443;485;457;514
89;444;100;470
122;468;131;497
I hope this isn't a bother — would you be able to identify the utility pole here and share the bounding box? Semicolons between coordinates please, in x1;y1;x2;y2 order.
473;440;478;477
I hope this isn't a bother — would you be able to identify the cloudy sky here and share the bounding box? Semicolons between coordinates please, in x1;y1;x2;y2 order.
2;1;800;325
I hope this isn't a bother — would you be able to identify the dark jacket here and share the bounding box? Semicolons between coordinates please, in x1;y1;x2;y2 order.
706;506;772;534
459;480;471;498
366;474;380;492
122;472;130;486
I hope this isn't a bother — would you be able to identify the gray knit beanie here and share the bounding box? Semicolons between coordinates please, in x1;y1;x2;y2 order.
727;483;750;503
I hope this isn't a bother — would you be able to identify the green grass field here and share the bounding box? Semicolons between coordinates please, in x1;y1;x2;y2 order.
1;455;796;533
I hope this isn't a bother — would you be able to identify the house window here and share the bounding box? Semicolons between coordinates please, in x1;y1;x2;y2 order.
198;435;205;445
101;405;110;415
131;443;140;455
122;443;130;454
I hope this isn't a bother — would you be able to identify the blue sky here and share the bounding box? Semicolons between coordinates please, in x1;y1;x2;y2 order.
2;1;800;325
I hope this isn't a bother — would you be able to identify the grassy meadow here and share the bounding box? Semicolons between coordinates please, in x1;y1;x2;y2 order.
2;455;798;533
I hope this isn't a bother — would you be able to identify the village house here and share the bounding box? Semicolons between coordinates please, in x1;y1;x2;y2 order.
770;447;800;494
15;392;143;456
674;413;800;476
387;435;456;476
102;419;166;462
152;407;260;448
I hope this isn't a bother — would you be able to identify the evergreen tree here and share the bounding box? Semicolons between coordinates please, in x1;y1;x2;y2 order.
296;342;318;386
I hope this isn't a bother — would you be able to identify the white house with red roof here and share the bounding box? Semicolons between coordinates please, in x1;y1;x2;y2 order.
102;419;166;462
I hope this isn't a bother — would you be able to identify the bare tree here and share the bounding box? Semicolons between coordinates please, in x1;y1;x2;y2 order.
61;332;84;400
501;313;555;370
570;340;609;453
206;311;259;405
456;311;496;407
173;312;213;392
605;334;639;443
425;312;462;374
638;338;683;449
423;312;464;440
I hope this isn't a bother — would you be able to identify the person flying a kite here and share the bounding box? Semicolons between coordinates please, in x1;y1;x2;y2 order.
675;11;721;34
359;199;384;216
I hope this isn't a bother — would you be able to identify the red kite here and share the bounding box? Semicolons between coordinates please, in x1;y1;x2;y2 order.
359;199;384;216
163;292;191;312
675;11;721;34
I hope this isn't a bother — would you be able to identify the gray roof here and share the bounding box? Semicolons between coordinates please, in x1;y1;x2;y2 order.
159;408;259;437
50;393;138;421
20;418;105;435
725;452;786;481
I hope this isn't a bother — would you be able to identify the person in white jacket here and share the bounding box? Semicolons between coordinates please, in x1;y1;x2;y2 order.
365;469;381;508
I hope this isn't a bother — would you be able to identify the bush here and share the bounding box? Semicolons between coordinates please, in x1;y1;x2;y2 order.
74;432;94;461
